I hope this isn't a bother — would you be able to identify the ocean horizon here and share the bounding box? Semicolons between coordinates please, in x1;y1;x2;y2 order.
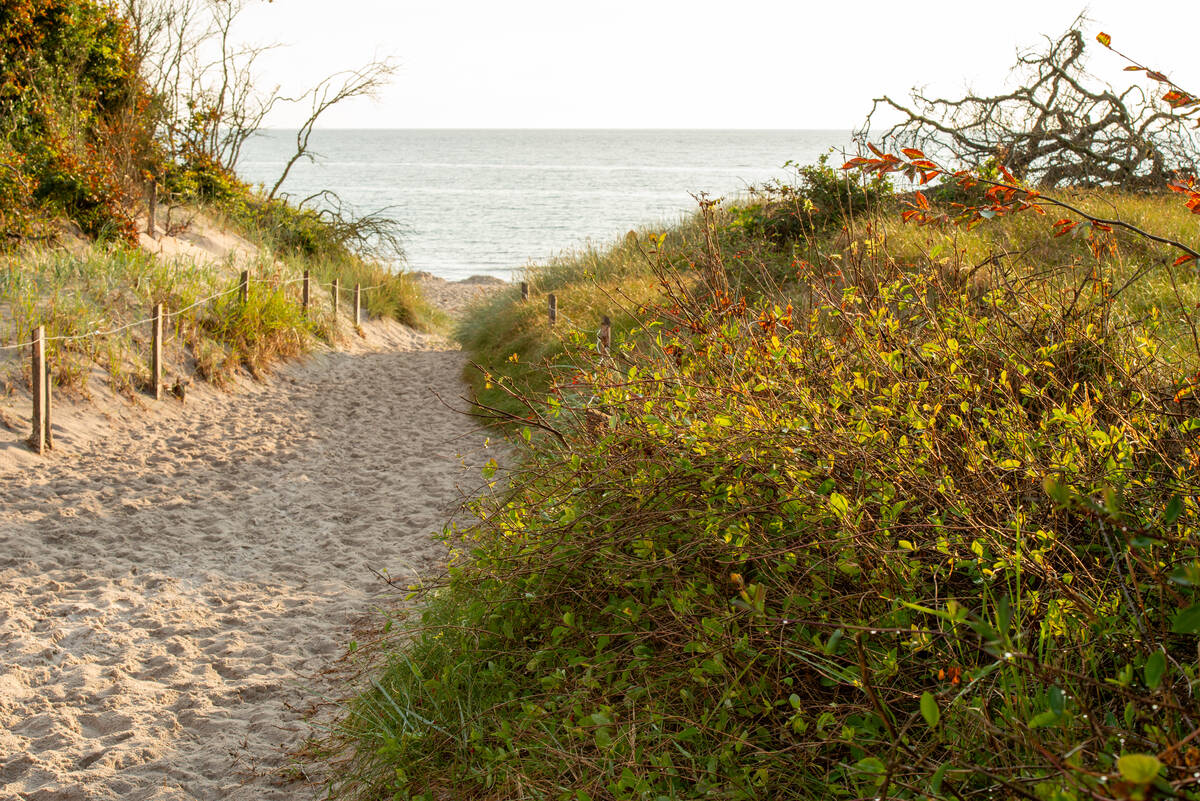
235;128;859;280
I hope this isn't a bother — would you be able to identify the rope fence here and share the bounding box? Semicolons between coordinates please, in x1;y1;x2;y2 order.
7;268;384;455
13;271;596;456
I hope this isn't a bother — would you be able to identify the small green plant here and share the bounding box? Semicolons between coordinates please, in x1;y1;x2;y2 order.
732;153;892;247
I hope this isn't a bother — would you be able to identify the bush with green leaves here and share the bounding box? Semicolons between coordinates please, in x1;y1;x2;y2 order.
730;153;892;247
326;229;1200;799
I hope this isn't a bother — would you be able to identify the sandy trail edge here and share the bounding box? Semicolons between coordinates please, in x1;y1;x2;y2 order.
0;314;500;800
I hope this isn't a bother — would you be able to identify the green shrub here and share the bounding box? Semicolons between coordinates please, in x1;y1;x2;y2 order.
730;153;892;246
327;217;1200;799
165;155;248;206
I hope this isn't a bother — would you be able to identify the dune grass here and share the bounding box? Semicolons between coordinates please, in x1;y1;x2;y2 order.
0;174;441;405
187;176;439;331
456;227;682;421
0;245;330;399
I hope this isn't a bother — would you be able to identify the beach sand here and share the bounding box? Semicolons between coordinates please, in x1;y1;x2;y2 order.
0;281;504;799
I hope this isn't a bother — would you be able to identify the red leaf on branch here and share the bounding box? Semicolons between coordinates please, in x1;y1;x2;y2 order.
1173;254;1196;266
867;142;885;157
1164;91;1192;108
1096;32;1112;47
901;148;926;160
1147;71;1170;83
914;191;929;210
1123;65;1143;72
1052;219;1076;237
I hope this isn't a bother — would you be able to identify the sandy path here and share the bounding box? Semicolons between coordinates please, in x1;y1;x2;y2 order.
0;319;499;799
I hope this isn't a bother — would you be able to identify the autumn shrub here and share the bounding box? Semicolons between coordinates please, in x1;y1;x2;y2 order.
0;0;155;242
321;193;1200;800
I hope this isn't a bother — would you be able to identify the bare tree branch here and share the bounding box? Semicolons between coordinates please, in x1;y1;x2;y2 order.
268;59;396;199
860;21;1200;189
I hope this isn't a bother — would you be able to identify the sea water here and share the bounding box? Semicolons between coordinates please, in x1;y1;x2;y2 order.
235;129;854;280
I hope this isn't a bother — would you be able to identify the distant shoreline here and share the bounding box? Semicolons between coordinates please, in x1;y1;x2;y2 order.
250;126;856;133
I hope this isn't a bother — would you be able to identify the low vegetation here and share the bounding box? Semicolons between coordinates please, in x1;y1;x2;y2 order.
0;246;327;396
321;155;1200;799
171;160;435;328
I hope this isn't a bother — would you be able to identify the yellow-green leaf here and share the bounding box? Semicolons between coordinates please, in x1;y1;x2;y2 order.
1116;754;1162;784
1145;650;1167;690
920;691;940;728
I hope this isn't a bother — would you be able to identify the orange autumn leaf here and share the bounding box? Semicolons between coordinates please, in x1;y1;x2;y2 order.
1096;32;1111;47
1173;254;1197;267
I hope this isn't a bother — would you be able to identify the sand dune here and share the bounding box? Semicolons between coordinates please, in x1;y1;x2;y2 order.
0;317;500;799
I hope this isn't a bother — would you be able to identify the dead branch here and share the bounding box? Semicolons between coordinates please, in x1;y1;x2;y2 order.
861;22;1200;189
268;59;396;199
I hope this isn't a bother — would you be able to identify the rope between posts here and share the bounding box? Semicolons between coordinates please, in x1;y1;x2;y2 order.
0;274;320;353
11;269;390;456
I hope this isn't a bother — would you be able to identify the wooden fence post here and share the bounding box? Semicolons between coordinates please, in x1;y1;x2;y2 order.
146;182;157;238
29;326;46;454
332;278;340;318
45;341;52;450
598;314;611;355
548;293;557;326
521;281;529;301
151;303;163;401
239;270;249;304
354;283;362;327
302;270;310;313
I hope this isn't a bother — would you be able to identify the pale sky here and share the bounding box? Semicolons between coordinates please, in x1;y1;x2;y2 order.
235;1;1195;129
